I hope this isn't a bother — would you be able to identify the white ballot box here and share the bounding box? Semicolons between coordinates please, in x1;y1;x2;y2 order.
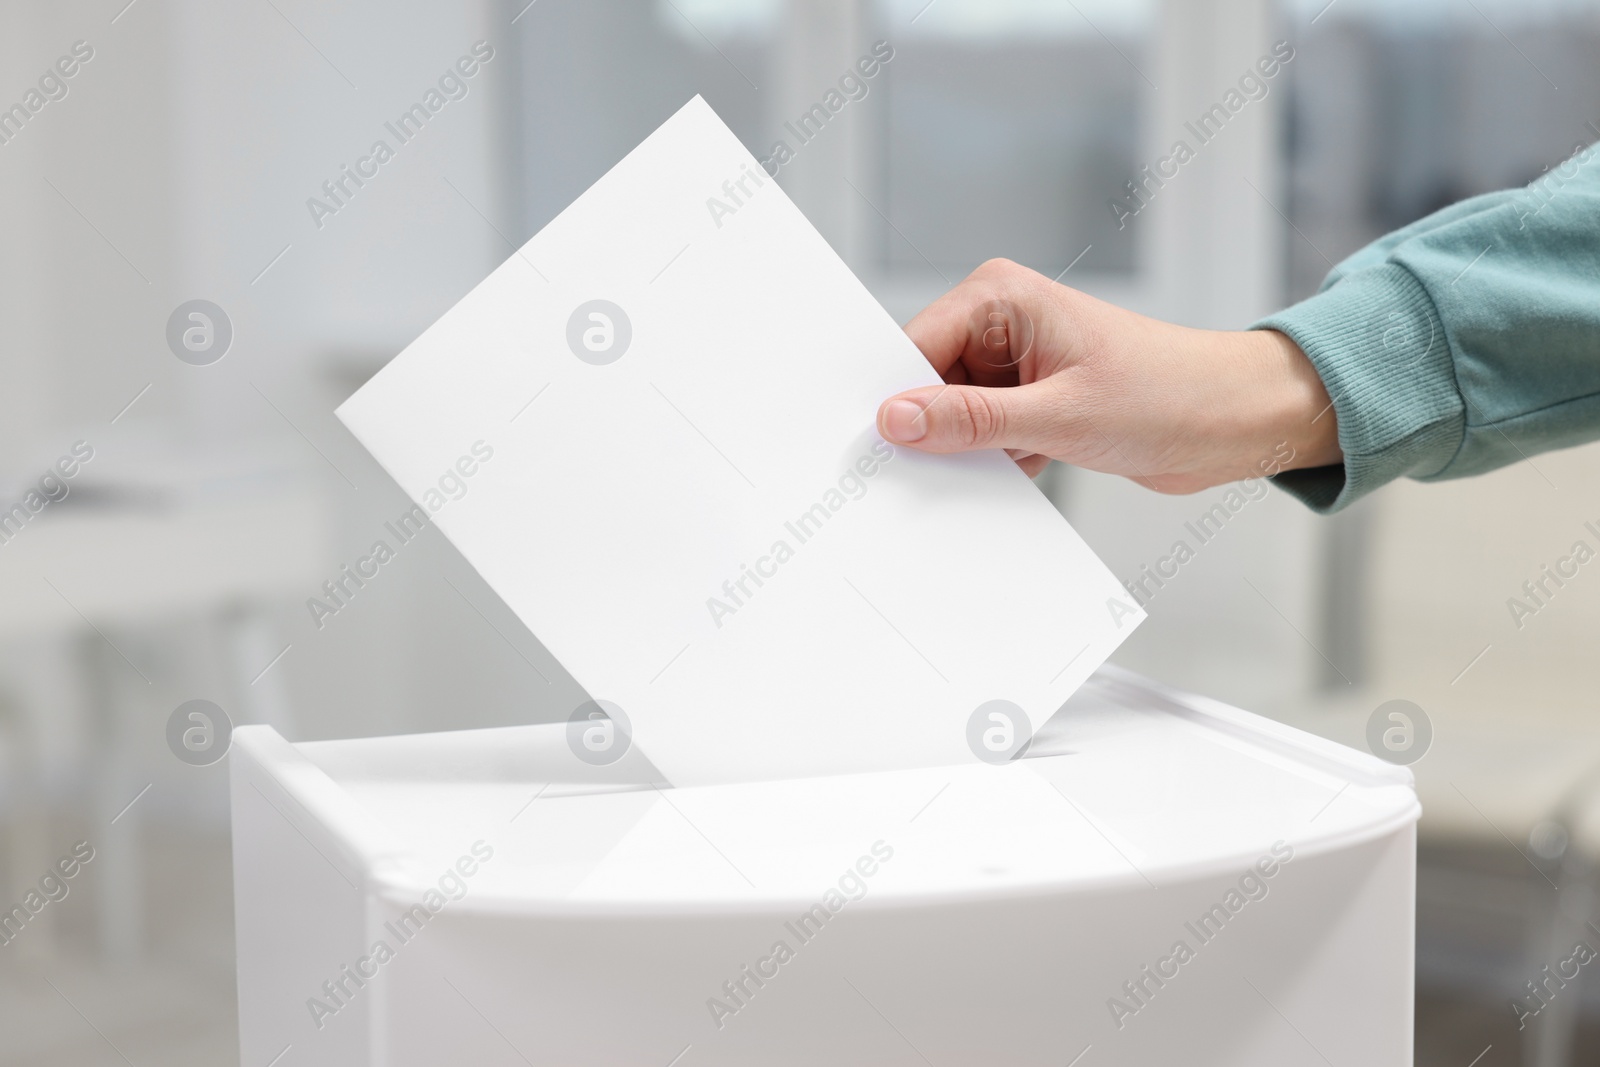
232;666;1418;1067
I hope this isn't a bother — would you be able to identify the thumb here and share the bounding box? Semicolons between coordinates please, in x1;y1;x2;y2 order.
877;382;1058;455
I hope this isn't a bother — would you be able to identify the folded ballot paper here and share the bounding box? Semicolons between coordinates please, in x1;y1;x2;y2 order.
337;96;1142;787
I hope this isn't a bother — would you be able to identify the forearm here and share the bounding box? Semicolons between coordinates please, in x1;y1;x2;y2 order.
1254;142;1600;512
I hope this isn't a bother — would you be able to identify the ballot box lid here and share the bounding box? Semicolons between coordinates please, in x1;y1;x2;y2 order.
232;666;1418;914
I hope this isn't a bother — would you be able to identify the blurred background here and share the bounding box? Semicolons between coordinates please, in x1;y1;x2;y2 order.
2;0;1599;1062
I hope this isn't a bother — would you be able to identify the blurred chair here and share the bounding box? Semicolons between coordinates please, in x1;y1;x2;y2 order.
0;437;328;961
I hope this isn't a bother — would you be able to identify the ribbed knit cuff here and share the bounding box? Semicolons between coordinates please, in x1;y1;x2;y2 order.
1252;263;1465;513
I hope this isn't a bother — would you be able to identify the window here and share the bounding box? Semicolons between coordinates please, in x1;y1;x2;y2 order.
1281;0;1600;297
877;0;1153;278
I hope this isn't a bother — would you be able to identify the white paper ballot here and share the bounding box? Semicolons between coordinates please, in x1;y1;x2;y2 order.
337;96;1143;786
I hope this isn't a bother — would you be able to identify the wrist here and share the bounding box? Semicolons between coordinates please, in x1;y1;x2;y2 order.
1241;328;1342;474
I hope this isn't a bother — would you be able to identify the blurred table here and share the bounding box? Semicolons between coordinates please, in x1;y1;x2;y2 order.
0;436;331;962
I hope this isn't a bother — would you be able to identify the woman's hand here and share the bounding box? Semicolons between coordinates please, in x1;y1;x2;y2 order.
877;258;1341;493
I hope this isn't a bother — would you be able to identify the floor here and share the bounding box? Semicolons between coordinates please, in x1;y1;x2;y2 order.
0;825;238;1067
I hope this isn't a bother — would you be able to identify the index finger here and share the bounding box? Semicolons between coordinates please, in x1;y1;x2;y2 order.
903;276;990;377
903;260;1053;383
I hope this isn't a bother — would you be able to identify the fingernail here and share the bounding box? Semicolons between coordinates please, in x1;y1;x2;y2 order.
882;399;927;443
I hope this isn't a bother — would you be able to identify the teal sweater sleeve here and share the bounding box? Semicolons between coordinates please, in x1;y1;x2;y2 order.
1253;142;1600;512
